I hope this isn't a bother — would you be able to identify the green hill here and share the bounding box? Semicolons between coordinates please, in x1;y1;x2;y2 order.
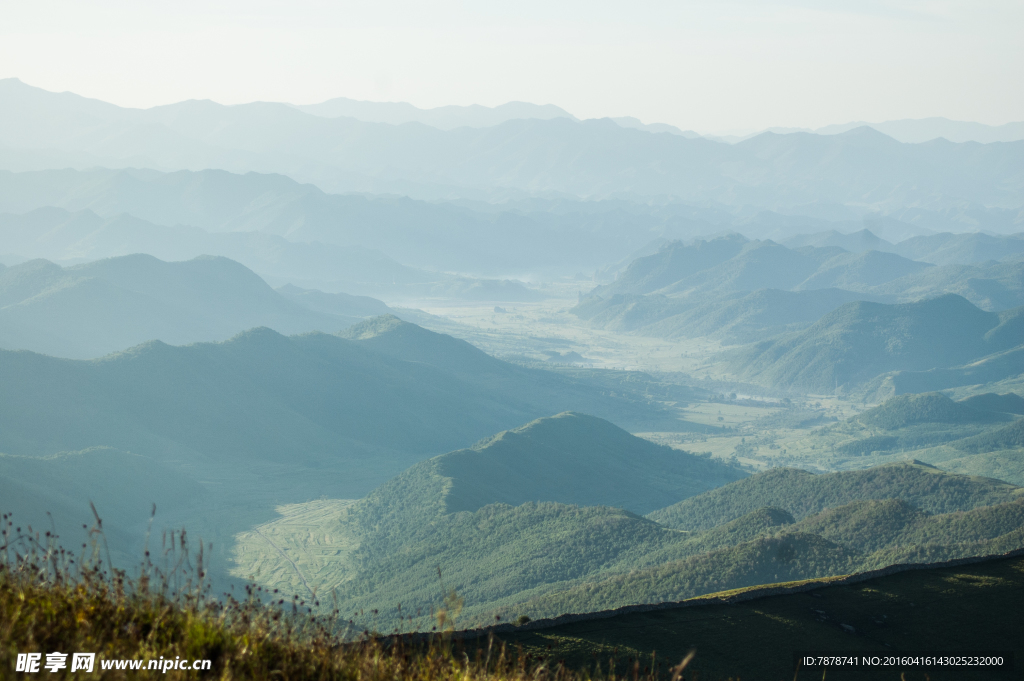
503;496;1024;624
276;283;391;318
356;412;745;520
728;294;1019;392
960;392;1024;415
573;286;882;343
254;439;1024;633
791;497;1024;554
325;414;745;625
657;240;831;295
339;314;506;378
873;258;1024;311
0;254;381;358
503;532;854;619
857;392;1005;429
647;462;1023;531
953;419;1024;453
768;392;1024;485
896;230;1024;265
0;318;676;467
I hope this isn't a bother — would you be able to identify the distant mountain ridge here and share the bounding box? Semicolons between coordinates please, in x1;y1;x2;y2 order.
293;98;576;129
715;117;1024;145
1;79;1020;211
816;117;1024;144
593;236;933;299
1;167;1018;286
784;229;1024;266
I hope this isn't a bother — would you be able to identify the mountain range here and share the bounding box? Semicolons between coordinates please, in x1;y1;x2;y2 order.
573;235;1024;347
292;98;575;129
0;201;544;298
1;167;1020;288
783;229;1024;266
0;313;691;568
1;79;1021;213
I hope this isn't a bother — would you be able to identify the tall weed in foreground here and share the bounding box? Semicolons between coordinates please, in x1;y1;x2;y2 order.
0;509;697;680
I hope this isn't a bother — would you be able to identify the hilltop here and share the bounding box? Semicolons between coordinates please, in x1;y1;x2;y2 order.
756;391;1024;487
576;288;880;344
357;412;745;519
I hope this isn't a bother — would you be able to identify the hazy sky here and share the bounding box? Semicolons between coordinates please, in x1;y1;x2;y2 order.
1;0;1021;134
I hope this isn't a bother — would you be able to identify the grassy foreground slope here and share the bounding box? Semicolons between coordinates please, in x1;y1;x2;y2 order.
4;527;674;681
502;554;1024;680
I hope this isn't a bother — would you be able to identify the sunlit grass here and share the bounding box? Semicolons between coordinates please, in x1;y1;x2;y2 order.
1;510;697;680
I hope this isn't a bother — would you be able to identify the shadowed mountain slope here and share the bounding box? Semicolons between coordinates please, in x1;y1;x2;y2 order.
499;556;1024;681
360;412;746;520
727;294;1023;392
856;392;1008;430
0;319;680;465
959;392;1024;415
0;254;379;358
575;288;883;344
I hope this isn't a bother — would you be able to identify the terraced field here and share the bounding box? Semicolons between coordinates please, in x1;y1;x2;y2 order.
231;499;360;601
